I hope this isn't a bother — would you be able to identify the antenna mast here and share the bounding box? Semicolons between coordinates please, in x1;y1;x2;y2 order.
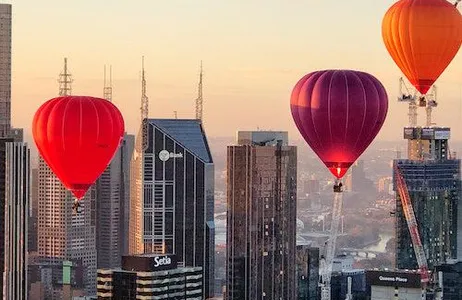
58;58;73;96
141;57;149;150
103;65;113;102
195;61;203;121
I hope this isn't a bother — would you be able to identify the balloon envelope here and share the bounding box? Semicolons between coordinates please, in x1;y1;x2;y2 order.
290;70;388;179
32;96;125;199
382;0;462;94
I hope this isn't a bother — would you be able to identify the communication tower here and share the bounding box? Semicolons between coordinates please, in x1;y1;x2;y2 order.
195;61;203;121
58;58;73;96
103;65;113;102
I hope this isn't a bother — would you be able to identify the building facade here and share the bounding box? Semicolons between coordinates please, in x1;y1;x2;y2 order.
37;157;97;295
129;119;215;298
296;246;319;300
394;127;461;270
2;140;30;299
226;131;297;300
0;4;11;138
96;133;134;269
97;254;202;300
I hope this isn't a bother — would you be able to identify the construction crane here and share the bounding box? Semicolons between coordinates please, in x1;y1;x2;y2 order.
398;77;437;127
141;57;149;151
320;189;343;300
58;58;73;97
195;61;203;121
394;164;430;285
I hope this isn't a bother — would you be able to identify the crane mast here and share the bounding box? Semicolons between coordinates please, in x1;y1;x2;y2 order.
58;58;73;96
394;165;429;284
103;65;113;102
141;57;149;150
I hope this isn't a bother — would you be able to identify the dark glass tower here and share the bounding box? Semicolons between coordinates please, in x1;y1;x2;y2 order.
394;127;462;269
226;131;297;300
129;119;215;298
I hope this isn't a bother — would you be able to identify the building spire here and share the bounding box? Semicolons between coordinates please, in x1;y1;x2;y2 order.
141;56;149;150
195;61;203;121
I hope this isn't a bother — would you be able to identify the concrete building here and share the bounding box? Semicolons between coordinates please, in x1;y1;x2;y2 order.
37;156;97;295
0;3;11;138
296;246;319;300
226;131;297;300
365;270;423;299
96;133;134;269
129;119;215;298
2;140;30;300
97;254;203;299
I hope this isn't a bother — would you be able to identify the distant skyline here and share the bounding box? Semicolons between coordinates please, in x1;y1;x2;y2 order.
6;0;462;143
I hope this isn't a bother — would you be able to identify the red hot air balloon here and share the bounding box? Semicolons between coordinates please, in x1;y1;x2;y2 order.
382;0;462;95
32;96;125;200
290;70;388;179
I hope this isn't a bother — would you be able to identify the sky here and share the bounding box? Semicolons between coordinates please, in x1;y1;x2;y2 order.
6;0;462;142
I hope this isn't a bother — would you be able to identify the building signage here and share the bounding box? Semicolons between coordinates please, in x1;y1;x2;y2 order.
159;150;183;162
154;256;172;267
421;128;434;139
366;270;421;288
403;128;414;139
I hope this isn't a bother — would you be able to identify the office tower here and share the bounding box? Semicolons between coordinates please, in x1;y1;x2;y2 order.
0;3;11;138
97;254;203;299
121;134;135;255
129;119;215;298
226;131;297;300
296;246;319;300
394;127;461;270
1;139;30;300
96;133;135;269
433;261;462;299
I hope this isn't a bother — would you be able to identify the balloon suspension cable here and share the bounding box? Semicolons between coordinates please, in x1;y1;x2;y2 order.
72;198;82;214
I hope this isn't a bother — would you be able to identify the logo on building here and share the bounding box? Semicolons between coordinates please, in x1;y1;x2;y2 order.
154;256;172;267
159;150;183;162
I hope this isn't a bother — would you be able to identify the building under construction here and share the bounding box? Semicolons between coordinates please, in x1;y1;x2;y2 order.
393;125;462;270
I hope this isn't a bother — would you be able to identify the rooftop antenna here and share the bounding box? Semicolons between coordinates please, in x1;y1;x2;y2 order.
141;56;149;151
195;60;203;121
173;111;178;119
103;65;113;102
58;58;73;96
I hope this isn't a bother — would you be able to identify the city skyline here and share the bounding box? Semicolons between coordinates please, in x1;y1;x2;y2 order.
4;0;462;145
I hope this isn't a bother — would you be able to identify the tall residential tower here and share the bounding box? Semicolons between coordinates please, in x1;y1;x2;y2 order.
0;4;11;137
226;131;297;300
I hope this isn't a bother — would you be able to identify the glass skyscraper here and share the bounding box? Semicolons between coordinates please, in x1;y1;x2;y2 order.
226;131;297;300
129;118;215;298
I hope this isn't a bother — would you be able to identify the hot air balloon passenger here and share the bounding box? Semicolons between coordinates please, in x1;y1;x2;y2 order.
72;199;81;214
333;180;343;193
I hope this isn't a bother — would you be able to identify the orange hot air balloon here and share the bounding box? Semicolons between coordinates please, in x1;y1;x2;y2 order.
32;96;125;200
382;0;462;95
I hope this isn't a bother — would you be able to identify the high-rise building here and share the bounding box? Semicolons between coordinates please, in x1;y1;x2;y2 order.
29;168;38;253
37;59;97;296
296;246;319;300
38;156;98;295
1;139;30;300
226;131;297;300
394;127;461;270
0;4;11;138
96;133;134;269
129;119;215;298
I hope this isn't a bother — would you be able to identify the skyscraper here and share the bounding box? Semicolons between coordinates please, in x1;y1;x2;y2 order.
96;133;134;269
3;140;30;300
226;131;297;300
37;59;97;295
129;118;215;298
0;4;11;138
394;127;461;269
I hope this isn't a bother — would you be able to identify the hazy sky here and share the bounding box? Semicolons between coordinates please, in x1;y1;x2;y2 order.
6;0;462;142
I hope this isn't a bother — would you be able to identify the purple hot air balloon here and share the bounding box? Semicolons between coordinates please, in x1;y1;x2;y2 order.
290;70;388;179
